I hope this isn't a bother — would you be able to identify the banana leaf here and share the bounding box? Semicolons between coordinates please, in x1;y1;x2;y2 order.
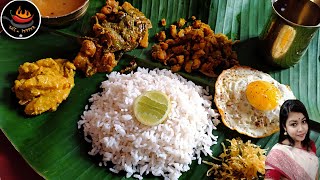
0;0;319;179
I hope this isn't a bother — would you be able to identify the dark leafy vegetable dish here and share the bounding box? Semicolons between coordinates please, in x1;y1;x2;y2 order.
74;0;152;76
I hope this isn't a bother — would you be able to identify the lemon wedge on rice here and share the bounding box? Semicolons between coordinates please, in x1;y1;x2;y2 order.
133;90;171;126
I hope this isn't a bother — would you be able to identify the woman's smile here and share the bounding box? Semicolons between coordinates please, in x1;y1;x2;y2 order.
295;133;306;141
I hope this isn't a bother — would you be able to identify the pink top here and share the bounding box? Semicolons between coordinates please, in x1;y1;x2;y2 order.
265;141;317;180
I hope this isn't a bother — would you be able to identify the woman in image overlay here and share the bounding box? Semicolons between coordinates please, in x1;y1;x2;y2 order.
265;99;319;180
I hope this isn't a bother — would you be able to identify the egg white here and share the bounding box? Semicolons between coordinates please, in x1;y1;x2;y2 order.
214;66;296;138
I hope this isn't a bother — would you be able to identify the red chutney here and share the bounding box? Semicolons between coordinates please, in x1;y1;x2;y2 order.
32;0;86;17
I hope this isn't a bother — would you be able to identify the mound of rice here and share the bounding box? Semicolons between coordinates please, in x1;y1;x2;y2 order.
78;68;220;180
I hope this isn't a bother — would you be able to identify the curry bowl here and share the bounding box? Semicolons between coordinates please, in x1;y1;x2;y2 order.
32;0;89;27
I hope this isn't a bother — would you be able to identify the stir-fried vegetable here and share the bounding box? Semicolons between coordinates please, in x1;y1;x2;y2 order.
203;138;266;179
151;17;238;77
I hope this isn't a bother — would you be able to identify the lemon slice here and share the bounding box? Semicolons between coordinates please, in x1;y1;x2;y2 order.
133;90;171;126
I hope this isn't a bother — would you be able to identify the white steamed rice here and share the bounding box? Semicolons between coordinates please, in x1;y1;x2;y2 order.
77;68;220;180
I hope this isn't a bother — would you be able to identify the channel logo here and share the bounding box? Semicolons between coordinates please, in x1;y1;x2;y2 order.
1;0;41;39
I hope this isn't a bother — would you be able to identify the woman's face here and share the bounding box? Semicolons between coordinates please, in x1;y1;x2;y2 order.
284;112;308;145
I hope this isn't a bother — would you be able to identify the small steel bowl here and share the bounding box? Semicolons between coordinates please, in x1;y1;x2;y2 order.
40;0;89;27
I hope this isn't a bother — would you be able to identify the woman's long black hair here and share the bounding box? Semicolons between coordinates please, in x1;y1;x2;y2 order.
278;99;311;151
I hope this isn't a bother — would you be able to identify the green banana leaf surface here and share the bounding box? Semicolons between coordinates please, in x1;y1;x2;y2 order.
0;0;319;179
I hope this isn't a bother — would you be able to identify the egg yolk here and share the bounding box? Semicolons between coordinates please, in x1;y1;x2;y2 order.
245;81;281;111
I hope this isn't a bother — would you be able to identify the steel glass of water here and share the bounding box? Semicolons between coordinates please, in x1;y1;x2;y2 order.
259;0;320;68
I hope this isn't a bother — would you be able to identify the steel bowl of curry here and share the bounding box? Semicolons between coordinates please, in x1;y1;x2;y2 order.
32;0;89;27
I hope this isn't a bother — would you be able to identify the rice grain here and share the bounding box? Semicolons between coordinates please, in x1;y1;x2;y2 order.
78;68;219;179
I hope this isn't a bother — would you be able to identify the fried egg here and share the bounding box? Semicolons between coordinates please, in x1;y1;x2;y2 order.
214;66;296;138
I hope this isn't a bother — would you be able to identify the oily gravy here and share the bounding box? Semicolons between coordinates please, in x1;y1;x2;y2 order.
32;0;87;17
